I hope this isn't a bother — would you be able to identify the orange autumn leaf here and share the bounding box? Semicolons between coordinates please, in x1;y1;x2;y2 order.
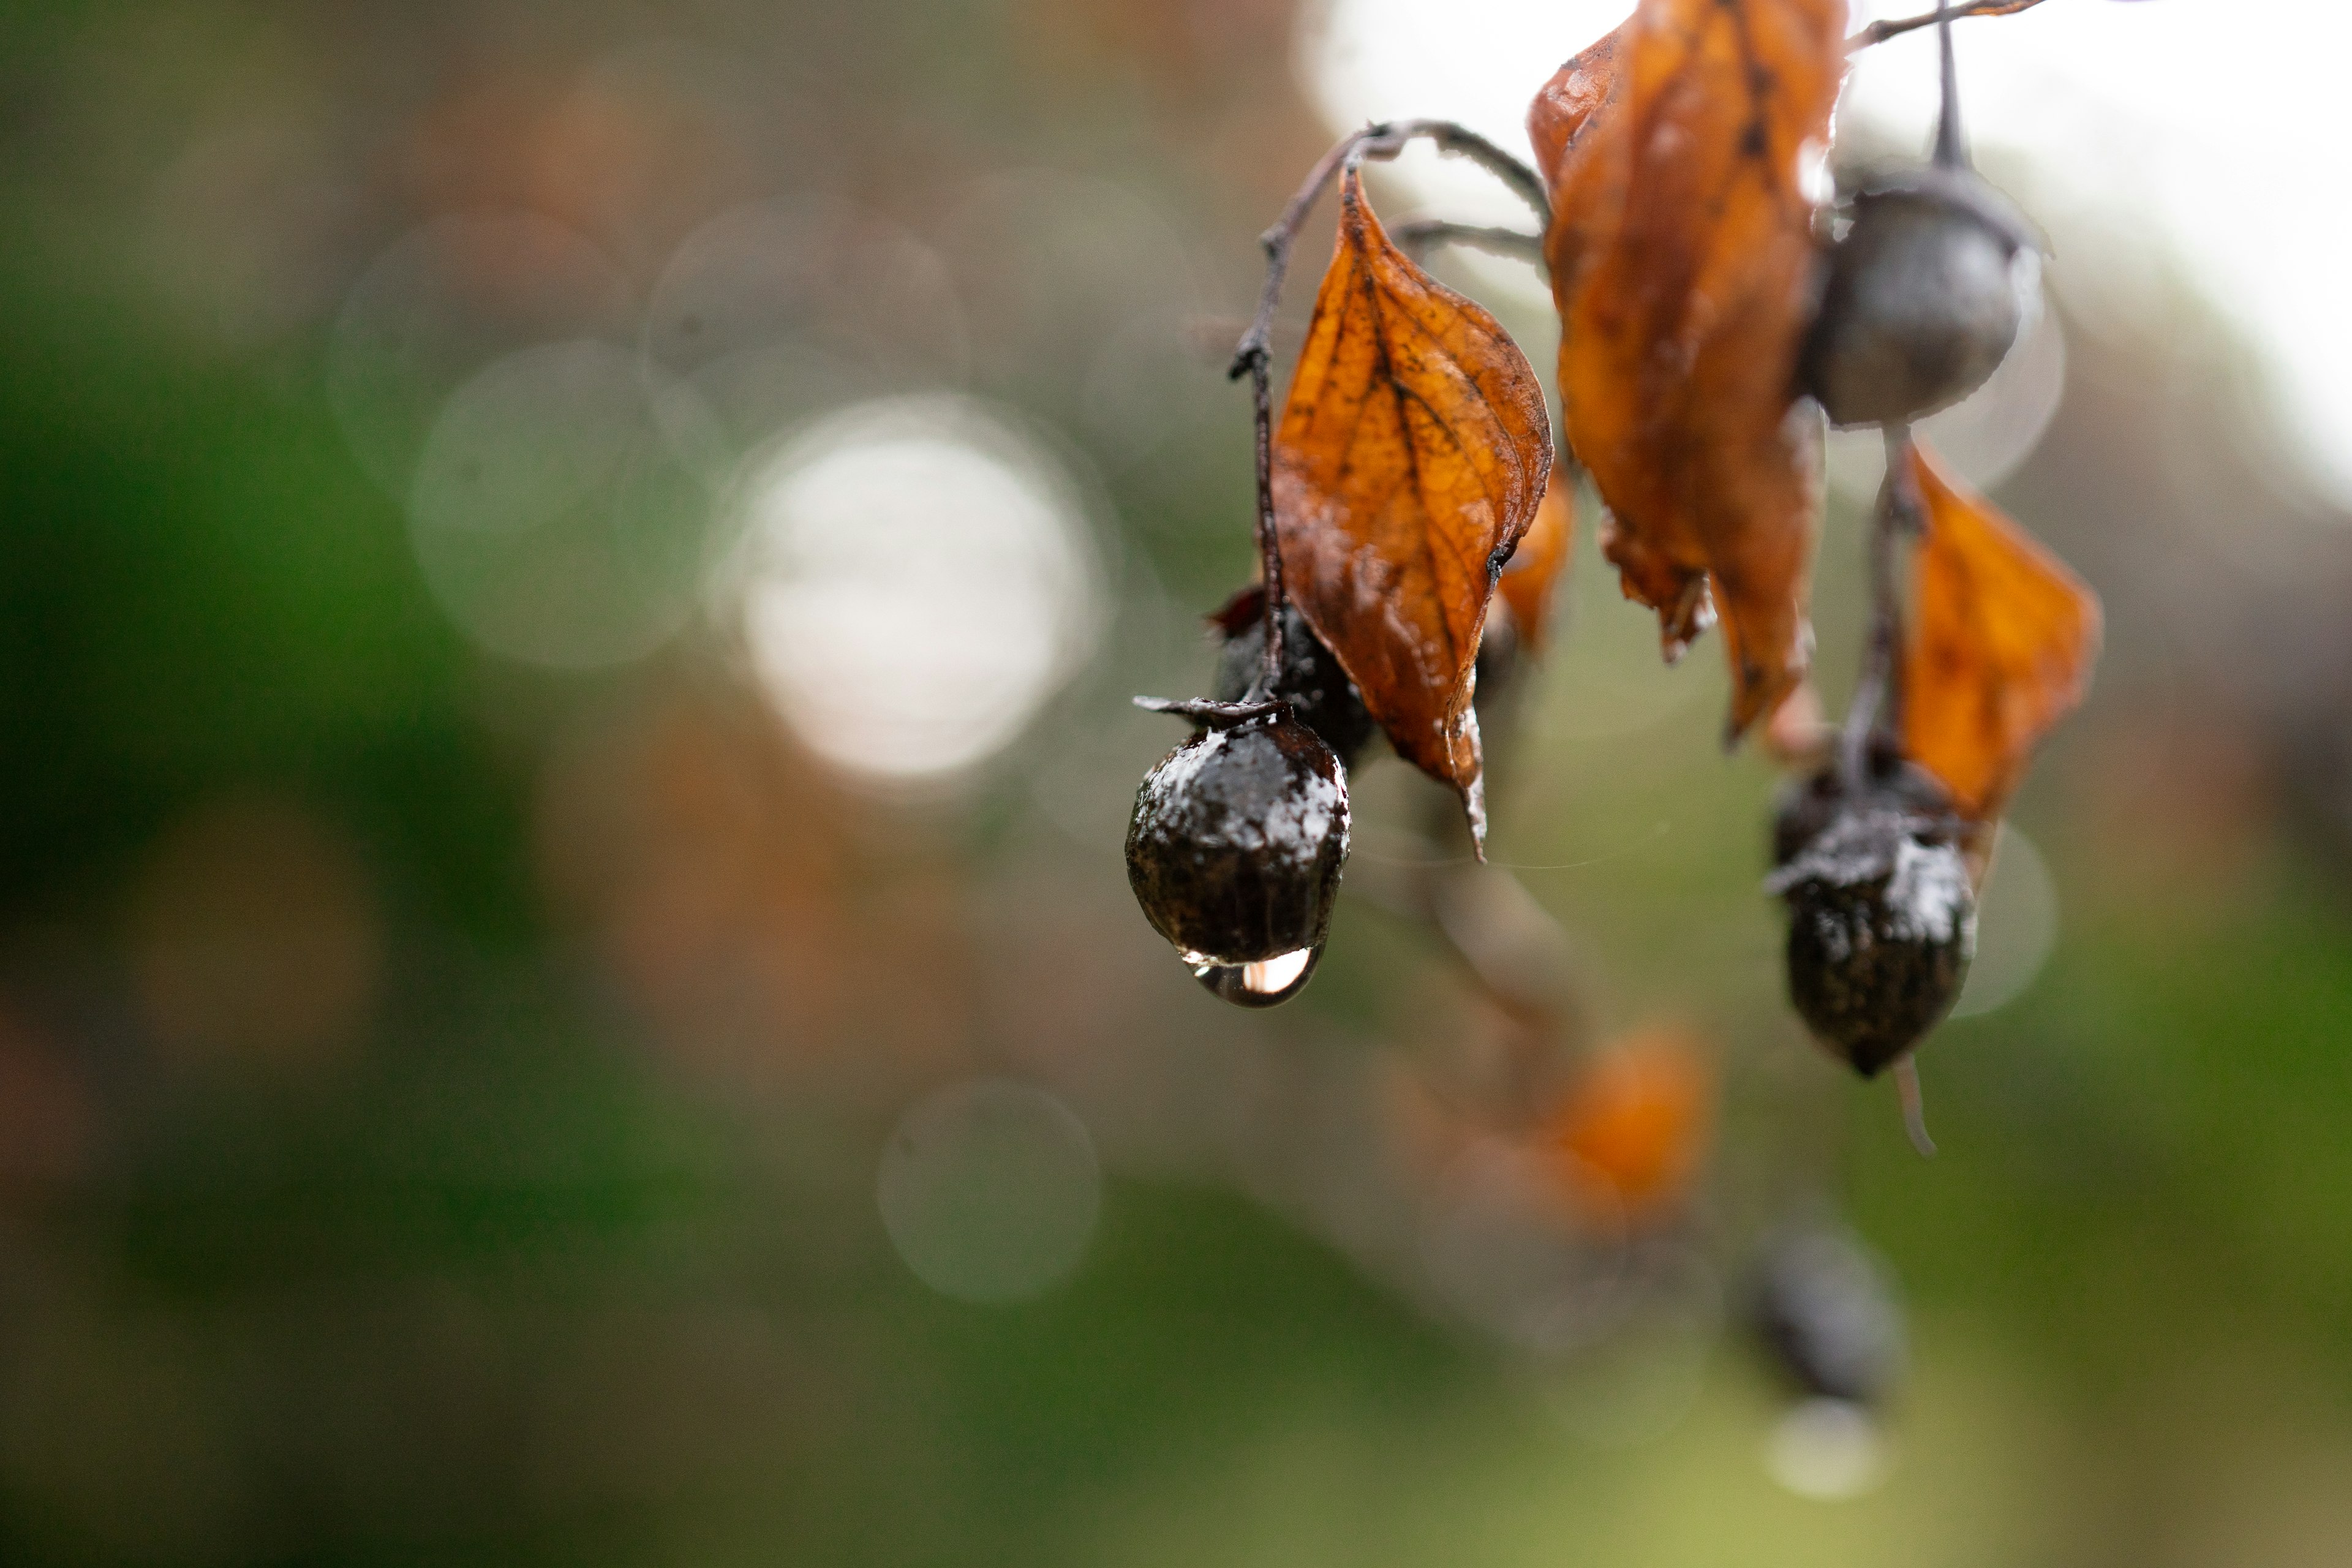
1527;21;1628;197
1274;164;1553;847
1498;470;1574;652
1545;0;1845;738
1541;1025;1715;1224
1901;441;2101;822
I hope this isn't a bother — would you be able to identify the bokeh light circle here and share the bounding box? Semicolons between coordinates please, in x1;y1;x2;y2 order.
724;394;1103;785
1950;823;2059;1019
328;213;634;498
408;339;708;670
876;1078;1102;1304
644;197;967;479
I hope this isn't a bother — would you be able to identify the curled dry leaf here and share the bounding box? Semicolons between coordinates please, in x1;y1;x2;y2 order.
1901;440;2101;823
1273;164;1553;849
1542;0;1845;739
1497;470;1574;653
1540;1025;1715;1226
1528;21;1627;197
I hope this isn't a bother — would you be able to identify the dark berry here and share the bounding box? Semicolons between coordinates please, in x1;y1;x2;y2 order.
1126;709;1349;980
1766;763;1975;1077
1210;590;1376;766
1801;168;2033;429
1749;1227;1905;1409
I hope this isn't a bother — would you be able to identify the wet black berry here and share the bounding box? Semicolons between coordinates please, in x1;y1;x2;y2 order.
1126;709;1349;979
1766;763;1975;1077
1749;1226;1905;1409
1211;593;1376;766
1801;169;2033;429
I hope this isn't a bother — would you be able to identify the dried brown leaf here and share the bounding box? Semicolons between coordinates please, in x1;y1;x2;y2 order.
1544;0;1845;738
1901;441;2101;821
1273;165;1554;847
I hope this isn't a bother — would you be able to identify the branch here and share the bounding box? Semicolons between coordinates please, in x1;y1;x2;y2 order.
1849;0;2046;51
1390;220;1548;274
1227;121;1551;695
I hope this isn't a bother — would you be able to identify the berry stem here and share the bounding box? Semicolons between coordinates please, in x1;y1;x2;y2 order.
1932;1;1967;171
1841;424;1918;793
1243;347;1286;696
1228;121;1551;696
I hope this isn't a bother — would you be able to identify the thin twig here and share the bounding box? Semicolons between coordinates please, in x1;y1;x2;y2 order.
1849;0;2046;51
1243;350;1285;693
1227;121;1551;695
1390;220;1548;273
1373;119;1551;228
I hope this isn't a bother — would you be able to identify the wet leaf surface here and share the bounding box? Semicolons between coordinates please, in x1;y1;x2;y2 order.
1543;0;1846;737
1273;164;1553;847
1901;440;2101;821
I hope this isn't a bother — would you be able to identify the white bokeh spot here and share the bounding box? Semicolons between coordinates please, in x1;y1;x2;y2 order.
727;395;1102;785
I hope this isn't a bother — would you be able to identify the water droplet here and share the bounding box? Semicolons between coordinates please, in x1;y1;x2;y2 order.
1183;944;1320;1008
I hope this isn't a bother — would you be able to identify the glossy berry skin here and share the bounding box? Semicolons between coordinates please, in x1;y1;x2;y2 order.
1212;595;1376;766
1750;1227;1905;1409
1801;170;2032;429
1767;763;1975;1078
1126;710;1349;969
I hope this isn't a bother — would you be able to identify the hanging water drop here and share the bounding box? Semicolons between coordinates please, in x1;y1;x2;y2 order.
1187;943;1322;1009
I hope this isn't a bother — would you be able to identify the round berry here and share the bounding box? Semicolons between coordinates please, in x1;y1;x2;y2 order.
1750;1227;1905;1409
1767;764;1975;1077
1126;710;1349;975
1801;170;2033;429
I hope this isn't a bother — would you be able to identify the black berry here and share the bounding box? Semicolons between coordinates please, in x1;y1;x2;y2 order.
1750;1226;1905;1409
1210;590;1376;766
1126;709;1349;984
1766;761;1975;1077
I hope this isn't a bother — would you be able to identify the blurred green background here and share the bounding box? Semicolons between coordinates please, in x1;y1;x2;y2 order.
2;1;2350;1564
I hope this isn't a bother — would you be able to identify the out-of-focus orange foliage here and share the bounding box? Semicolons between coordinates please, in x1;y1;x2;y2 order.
1540;1026;1715;1224
1498;470;1575;652
1543;0;1845;738
1901;440;2102;822
1274;164;1553;847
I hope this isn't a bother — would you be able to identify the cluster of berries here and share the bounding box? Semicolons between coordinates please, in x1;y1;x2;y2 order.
1772;81;2034;1077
